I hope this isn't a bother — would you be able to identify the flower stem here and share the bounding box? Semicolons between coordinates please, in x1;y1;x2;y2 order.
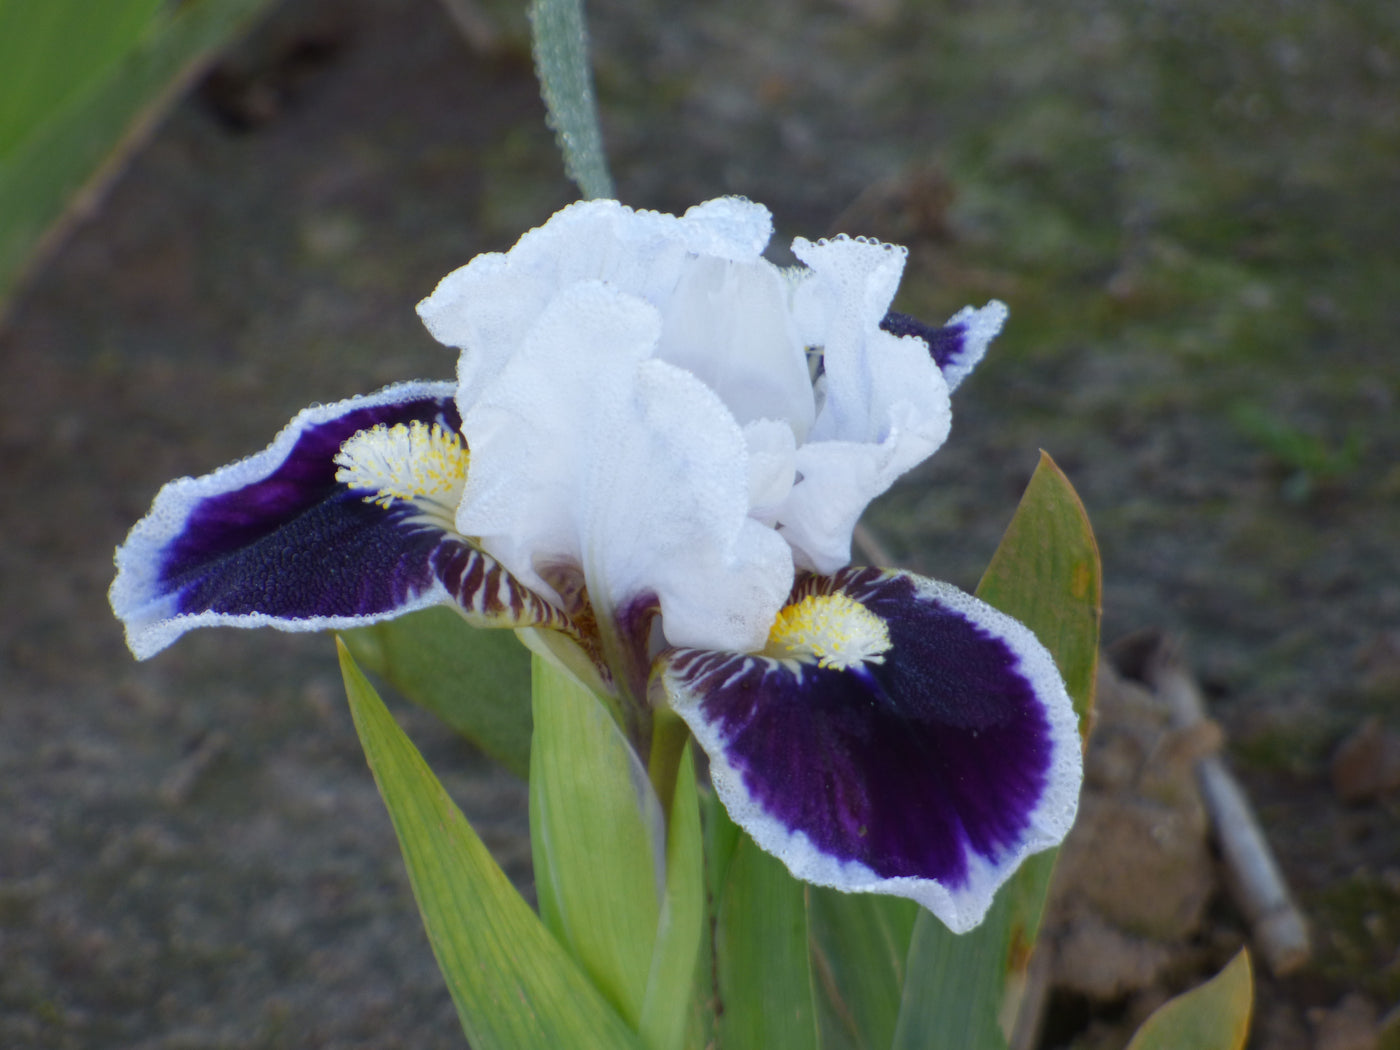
528;0;614;200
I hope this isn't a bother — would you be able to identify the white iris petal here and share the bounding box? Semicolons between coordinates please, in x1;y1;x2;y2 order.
776;235;953;572
453;281;792;653
741;419;798;527
417;197;979;653
654;255;814;437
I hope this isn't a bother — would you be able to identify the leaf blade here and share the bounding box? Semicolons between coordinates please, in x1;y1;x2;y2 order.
0;0;277;316
338;638;643;1050
343;608;532;776
638;744;705;1050
529;653;664;1031
712;801;820;1050
809;889;919;1050
976;450;1102;730
1126;950;1253;1050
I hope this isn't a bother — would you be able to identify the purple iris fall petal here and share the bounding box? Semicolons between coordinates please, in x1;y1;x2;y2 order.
655;566;1081;933
111;381;565;659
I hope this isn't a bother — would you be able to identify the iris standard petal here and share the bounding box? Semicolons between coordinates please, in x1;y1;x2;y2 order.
111;382;565;659
773;236;953;572
418;198;778;403
454;281;793;655
654;253;813;436
422;197;813;451
655;567;1082;933
880;300;1008;392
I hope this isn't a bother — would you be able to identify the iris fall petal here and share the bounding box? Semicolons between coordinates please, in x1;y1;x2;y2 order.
655;566;1082;933
111;382;565;659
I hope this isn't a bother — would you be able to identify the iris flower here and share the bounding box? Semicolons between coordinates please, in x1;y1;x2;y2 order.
111;198;1081;933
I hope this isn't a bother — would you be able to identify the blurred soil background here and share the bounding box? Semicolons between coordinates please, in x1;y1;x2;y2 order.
1;0;1398;1046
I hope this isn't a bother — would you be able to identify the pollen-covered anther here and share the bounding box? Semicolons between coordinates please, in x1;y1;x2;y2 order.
764;592;891;670
334;421;469;513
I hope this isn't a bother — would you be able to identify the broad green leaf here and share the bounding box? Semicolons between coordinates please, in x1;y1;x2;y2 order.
705;783;744;906
713;817;820;1050
337;639;644;1050
1126;950;1253;1050
891;888;1017;1050
688;789;740;1050
638;744;705;1050
0;0;275;315
0;0;162;156
976;450;1101;732
894;451;1100;1050
809;888;918;1050
530;653;663;1031
528;0;613;199
343;608;532;776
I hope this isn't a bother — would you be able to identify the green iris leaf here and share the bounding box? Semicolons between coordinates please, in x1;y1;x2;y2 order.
638;743;705;1050
975;450;1102;733
0;0;276;315
809;888;919;1050
338;638;643;1050
343;608;532;777
711;797;821;1050
529;652;667;1031
1126;950;1253;1050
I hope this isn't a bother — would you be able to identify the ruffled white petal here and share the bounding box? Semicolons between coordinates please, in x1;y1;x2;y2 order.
419;199;992;642
654;255;814;436
777;236;952;570
454;280;792;653
419;199;775;390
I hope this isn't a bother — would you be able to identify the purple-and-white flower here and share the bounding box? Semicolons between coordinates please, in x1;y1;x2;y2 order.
110;198;1080;933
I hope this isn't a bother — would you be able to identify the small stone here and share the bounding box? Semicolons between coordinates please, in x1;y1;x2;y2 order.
1042;660;1217;1003
1311;993;1380;1050
1331;718;1400;803
1053;914;1176;1000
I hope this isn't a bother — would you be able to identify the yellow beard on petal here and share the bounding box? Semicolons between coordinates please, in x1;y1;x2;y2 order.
763;592;891;670
334;421;469;529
